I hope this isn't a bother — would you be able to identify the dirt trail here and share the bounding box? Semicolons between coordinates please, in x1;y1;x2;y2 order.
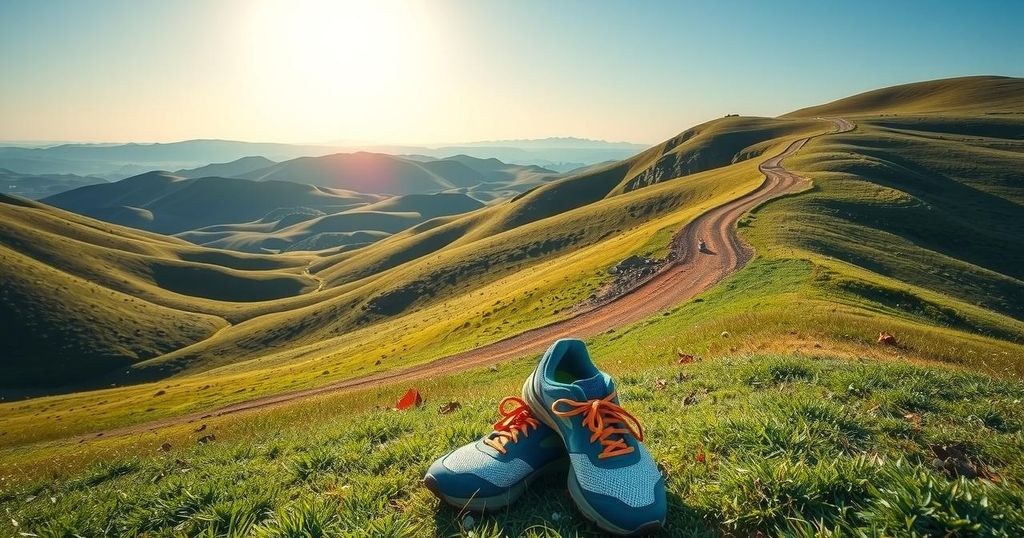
79;118;853;440
303;261;325;292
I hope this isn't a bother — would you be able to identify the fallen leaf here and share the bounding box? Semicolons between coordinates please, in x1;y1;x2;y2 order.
654;378;668;391
695;452;706;463
877;332;897;346
396;388;423;410
677;353;695;364
438;401;461;415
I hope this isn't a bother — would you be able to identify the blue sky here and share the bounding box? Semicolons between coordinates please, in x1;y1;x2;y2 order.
1;0;1022;145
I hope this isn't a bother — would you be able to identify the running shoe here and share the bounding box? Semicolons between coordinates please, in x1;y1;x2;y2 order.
523;338;666;535
424;396;567;512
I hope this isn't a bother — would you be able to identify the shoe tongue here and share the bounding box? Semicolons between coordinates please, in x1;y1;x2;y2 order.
573;372;612;400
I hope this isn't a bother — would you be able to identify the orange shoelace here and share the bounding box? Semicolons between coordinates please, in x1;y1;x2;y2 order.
552;391;644;459
482;397;540;454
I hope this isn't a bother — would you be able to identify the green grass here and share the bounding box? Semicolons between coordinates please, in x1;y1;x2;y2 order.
3;350;1022;536
2;75;1024;535
4;84;1024;446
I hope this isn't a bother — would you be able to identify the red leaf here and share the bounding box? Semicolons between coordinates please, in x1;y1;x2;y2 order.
396;388;423;410
695;452;706;463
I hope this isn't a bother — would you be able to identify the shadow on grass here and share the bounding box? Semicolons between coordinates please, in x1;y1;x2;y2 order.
431;472;704;536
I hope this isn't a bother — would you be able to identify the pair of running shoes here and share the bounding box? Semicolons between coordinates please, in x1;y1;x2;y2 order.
424;339;666;536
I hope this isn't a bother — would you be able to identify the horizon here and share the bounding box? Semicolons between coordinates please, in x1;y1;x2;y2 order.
2;2;1024;534
2;0;1024;146
0;134;649;149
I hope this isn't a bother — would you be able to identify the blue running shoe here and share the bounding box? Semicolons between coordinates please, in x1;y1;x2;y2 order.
424;397;567;512
523;339;666;535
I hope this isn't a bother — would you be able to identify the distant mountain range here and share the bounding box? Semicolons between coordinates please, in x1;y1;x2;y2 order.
175;156;277;179
41;153;553;251
1;168;107;199
237;152;558;196
0;137;646;180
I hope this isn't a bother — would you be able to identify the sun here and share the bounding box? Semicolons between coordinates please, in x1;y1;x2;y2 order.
241;0;434;123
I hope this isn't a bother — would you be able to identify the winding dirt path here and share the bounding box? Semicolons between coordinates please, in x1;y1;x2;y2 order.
303;261;326;292
79;118;853;440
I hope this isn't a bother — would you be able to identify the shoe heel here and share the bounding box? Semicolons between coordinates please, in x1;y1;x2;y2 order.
522;370;561;433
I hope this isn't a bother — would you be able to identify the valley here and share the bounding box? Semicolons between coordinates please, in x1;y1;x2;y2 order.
1;76;1023;536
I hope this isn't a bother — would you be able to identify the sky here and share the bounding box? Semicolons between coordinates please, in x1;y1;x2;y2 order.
1;0;1022;146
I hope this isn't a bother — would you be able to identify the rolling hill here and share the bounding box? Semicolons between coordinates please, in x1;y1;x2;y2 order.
42;172;382;234
0;75;1021;452
3;76;1024;538
785;75;1024;117
41;154;557;248
0;194;326;389
179;193;485;253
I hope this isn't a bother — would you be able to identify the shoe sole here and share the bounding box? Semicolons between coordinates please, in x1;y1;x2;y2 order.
522;369;664;536
423;456;567;513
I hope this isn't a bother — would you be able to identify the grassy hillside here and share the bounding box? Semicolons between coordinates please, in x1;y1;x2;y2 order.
786;75;1024;117
2;309;1023;536
121;131;814;384
0;75;1021;482
611;116;824;195
0;194;325;390
1;76;1023;536
769;77;1024;328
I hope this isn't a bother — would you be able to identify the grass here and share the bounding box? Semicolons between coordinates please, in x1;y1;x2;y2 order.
0;117;823;397
2;347;1022;536
3;83;1024;448
2;75;1023;535
0;130;819;444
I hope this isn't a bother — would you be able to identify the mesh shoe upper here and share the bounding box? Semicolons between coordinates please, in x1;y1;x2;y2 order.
426;397;566;500
441;442;534;488
528;338;666;531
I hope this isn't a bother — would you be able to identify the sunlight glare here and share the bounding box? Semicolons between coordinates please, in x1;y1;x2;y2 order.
241;0;438;139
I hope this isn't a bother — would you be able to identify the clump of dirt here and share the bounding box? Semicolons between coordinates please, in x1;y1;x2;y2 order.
580;255;666;310
930;443;1000;481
